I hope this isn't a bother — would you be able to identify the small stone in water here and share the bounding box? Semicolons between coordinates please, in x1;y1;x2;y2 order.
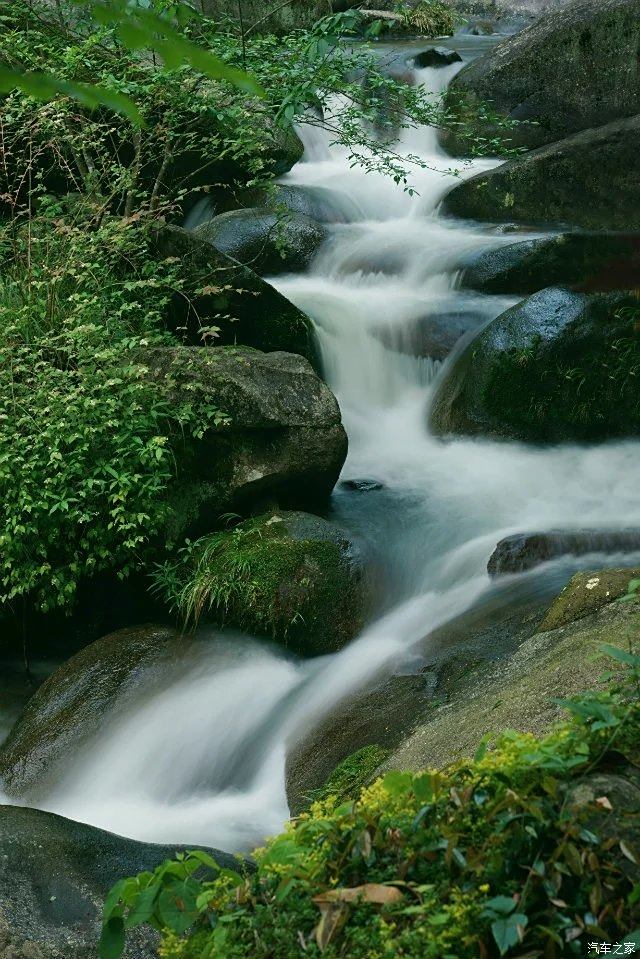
341;479;384;493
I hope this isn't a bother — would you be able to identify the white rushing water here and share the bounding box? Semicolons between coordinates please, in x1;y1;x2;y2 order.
8;51;640;852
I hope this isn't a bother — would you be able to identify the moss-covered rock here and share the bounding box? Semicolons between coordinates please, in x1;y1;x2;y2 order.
150;225;317;362
443;0;640;152
443;116;640;230
0;625;185;799
144;346;348;540
429;287;640;442
539;566;640;631
462;232;640;295
385;595;640;772
166;511;369;656
194;209;326;277
0;805;241;959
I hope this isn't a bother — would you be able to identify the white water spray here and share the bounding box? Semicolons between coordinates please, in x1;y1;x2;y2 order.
8;48;640;852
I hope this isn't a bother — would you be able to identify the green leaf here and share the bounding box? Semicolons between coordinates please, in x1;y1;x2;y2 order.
482;896;516;917
382;771;412;797
99;916;125;959
491;914;528;956
124;884;159;929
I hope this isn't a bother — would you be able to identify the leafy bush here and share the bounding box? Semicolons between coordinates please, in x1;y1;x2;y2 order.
101;646;640;958
0;205;226;613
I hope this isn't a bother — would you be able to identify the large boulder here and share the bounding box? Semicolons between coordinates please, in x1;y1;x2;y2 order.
0;625;185;799
442;116;640;231
194;209;326;277
150;225;317;362
462;233;640;295
488;530;640;575
444;0;640;152
145;347;348;540
384;586;640;772
181;511;370;656
0;805;240;959
429;287;640;442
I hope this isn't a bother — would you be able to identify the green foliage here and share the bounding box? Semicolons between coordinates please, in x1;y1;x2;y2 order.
103;648;640;958
0;203;225;612
0;0;262;123
309;746;390;807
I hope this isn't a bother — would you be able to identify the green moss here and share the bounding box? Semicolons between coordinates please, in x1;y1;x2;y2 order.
309;745;390;807
153;512;365;654
483;299;640;441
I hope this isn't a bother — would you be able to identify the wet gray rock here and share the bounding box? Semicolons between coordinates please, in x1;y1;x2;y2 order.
373;310;486;359
488;530;640;576
413;47;462;67
462;233;640;295
0;626;186;799
429;287;640;441
143;347;348;538
444;0;640;151
0;805;242;959
194;208;326;277
150;225;317;361
443;116;640;231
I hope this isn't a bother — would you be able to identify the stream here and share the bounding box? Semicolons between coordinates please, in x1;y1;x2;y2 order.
4;33;640;854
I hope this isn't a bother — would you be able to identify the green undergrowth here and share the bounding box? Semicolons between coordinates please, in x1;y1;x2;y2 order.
102;645;640;959
0;205;227;614
308;745;390;807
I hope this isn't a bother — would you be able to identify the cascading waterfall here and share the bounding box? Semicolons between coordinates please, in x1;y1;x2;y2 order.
8;49;640;853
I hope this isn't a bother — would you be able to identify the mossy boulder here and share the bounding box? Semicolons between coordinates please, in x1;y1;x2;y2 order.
194;209;326;277
174;511;369;656
0;805;240;959
385;594;640;773
539;566;640;631
429;287;640;442
150;225;317;362
488;531;640;575
442;116;640;231
0;625;185;799
462;233;640;295
144;346;348;540
443;0;640;152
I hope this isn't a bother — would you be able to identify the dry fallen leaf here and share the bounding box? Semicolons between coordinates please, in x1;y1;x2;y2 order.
313;884;405;906
312;884;404;951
